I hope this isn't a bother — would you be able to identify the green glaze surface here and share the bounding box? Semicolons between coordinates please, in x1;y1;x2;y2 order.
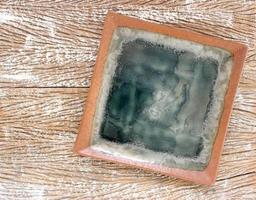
92;28;232;170
100;39;218;158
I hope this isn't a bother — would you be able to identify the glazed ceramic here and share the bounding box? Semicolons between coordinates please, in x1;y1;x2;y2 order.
74;12;247;185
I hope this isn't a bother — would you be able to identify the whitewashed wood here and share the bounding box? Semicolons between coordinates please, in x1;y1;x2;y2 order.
0;0;255;199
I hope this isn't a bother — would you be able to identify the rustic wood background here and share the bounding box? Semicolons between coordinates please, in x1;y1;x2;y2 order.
0;0;255;199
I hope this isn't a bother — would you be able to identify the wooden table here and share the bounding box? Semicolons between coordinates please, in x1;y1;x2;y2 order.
0;1;255;199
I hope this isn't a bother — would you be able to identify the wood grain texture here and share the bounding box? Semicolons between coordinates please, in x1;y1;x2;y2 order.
0;0;255;199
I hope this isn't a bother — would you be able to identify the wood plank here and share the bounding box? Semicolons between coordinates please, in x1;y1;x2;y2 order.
0;88;255;199
0;1;255;87
0;87;254;135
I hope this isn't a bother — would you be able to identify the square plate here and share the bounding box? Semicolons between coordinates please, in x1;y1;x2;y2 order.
74;12;247;185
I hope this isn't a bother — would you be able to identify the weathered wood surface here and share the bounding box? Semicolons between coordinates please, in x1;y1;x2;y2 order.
0;0;255;199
